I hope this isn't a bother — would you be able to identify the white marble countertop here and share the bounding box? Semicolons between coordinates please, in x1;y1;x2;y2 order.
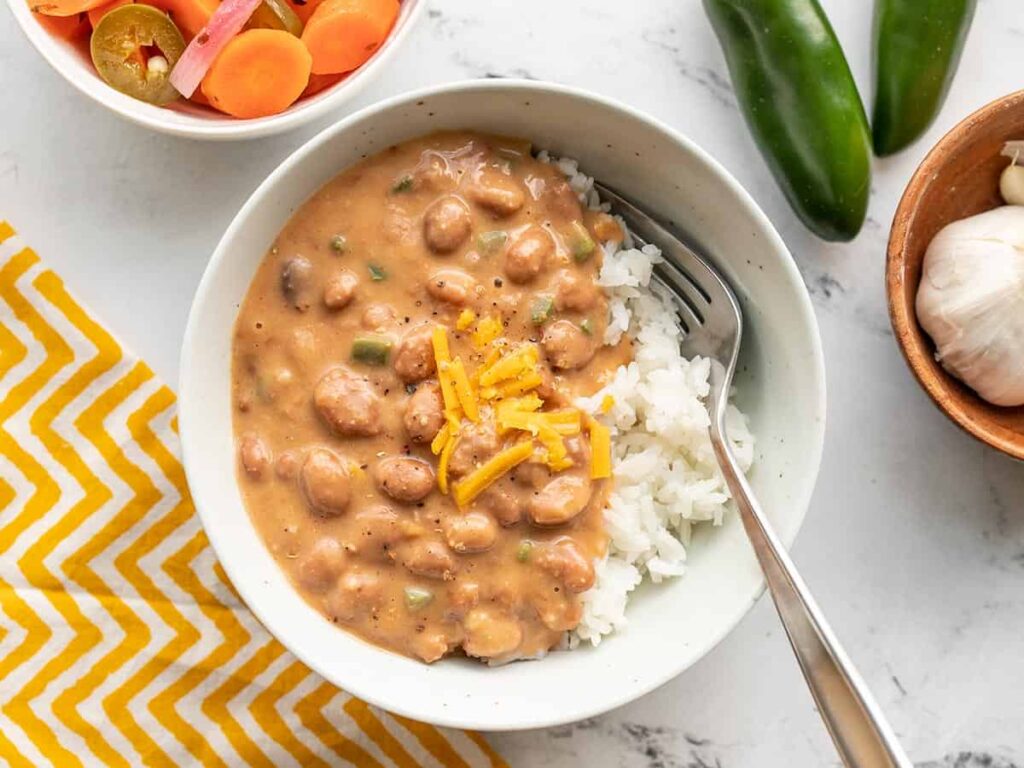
3;0;1023;765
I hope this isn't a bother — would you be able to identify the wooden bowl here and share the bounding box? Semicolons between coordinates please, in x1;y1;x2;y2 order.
887;89;1024;460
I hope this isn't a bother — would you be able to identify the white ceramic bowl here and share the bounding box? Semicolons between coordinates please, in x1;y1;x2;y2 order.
6;0;424;140
180;80;826;729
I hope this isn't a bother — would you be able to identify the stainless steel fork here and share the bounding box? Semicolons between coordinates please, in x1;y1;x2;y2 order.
594;182;912;768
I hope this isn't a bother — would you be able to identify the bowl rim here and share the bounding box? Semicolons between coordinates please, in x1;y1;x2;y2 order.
179;78;827;729
5;0;426;140
885;88;1024;461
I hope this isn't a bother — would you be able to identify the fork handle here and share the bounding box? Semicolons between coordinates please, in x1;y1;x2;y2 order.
709;437;912;768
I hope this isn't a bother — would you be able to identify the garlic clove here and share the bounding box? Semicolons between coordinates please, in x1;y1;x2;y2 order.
999;163;1024;206
915;205;1024;407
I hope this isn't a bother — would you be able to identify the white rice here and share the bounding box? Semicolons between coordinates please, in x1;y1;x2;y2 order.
538;152;756;646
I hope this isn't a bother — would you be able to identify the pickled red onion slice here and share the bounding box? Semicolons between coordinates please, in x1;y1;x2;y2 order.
169;0;263;98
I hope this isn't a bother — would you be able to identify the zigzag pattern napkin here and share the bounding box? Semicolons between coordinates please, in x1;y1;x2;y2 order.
0;222;506;768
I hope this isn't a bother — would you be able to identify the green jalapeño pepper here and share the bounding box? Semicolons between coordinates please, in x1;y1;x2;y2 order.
872;0;977;156
703;0;872;242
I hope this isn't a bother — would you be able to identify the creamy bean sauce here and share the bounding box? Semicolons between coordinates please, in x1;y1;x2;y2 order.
232;131;632;663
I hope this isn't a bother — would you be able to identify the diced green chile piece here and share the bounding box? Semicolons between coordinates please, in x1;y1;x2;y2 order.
254;374;271;403
368;263;387;281
580;318;593;336
390;175;414;194
703;0;871;241
872;0;976;156
531;296;554;325
90;4;185;106
515;540;533;563
351;336;392;365
404;586;434;610
569;221;596;262
476;230;507;255
329;234;347;253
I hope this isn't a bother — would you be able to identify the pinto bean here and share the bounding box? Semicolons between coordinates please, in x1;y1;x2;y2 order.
239;433;271;478
280;256;315;311
467;169;525;217
326;570;382;622
448;581;480;617
535;539;595;593
323;269;359;310
382;205;414;245
442;511;498;553
541;319;595;371
411;630;451;663
474;483;522;527
462;607;523;658
361;303;397;330
313;367;382;437
375;457;434;503
287;327;318;369
399;539;456;580
447;421;499;476
531;588;583;631
274;450;301;481
413;152;456;192
300;448;351;517
392;324;436;383
423;195;472;254
534;363;561;403
542;179;583;222
553;269;599;312
352;505;413;560
512;461;553;490
404;381;444;443
504;225;553;283
527;474;592;526
426;268;477;306
297;538;347;592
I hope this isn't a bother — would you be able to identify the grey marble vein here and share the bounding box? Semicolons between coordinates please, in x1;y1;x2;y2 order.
919;754;1022;768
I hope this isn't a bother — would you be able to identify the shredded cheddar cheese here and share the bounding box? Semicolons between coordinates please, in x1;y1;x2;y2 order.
588;417;612;479
481;342;504;370
431;325;451;364
437;361;460;415
495;409;540;435
495;394;543;416
537;423;573;471
444;408;462;432
438;434;458;494
430;423;451;455
478;344;538;387
472;315;503;349
428;323;610;495
480;370;543;400
542;409;582;435
449;358;479;422
452;439;534;507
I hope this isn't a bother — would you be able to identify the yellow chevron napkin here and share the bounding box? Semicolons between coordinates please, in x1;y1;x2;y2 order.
0;222;507;768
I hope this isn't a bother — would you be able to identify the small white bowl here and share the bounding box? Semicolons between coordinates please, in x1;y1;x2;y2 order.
180;80;827;729
6;0;424;140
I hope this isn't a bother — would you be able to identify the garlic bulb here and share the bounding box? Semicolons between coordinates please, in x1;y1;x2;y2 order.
915;205;1024;406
